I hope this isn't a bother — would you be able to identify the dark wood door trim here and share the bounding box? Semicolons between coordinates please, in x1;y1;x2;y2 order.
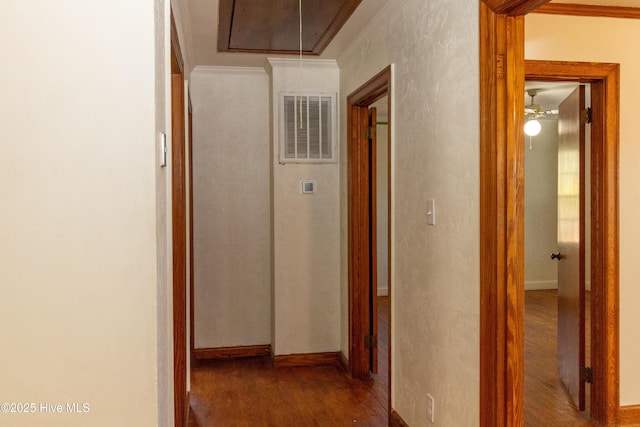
348;101;371;379
346;66;392;418
171;9;188;427
479;0;621;422
535;3;640;19
479;5;526;425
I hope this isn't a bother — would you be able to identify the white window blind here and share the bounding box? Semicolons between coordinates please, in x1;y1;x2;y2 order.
280;93;336;163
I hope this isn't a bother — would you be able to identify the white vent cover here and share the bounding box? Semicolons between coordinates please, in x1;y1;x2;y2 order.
280;93;337;163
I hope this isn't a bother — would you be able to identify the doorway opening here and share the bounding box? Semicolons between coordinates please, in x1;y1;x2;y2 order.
370;95;390;409
523;80;594;425
523;60;619;424
480;5;620;425
347;65;393;415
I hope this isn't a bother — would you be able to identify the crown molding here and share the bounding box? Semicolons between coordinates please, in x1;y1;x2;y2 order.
191;65;268;75
535;3;640;19
266;57;339;69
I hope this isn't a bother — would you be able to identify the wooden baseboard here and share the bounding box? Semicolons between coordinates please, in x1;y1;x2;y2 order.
390;410;410;427
619;405;640;424
185;391;190;427
193;345;271;361
273;351;341;368
339;351;348;372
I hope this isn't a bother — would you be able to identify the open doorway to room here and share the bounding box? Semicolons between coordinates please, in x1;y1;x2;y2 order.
522;80;593;425
479;3;621;425
347;65;394;416
369;96;390;410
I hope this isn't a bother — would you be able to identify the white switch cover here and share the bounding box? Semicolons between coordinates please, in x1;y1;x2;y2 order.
426;393;435;422
426;199;436;225
159;133;167;167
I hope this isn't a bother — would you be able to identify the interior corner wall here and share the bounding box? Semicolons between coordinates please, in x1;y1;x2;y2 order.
0;1;159;426
524;119;559;290
267;58;341;356
338;0;480;424
155;0;173;424
190;67;272;349
525;12;640;406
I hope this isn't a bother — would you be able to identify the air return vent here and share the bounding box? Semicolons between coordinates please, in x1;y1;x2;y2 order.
280;93;337;163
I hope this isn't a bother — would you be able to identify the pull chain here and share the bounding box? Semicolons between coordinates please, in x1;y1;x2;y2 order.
299;0;303;129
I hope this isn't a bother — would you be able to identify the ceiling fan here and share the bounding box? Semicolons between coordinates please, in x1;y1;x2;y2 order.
525;89;559;117
524;89;557;137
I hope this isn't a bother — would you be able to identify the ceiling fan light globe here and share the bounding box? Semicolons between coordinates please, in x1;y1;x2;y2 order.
524;119;542;136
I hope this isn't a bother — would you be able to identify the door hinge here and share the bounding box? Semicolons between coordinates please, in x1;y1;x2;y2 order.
581;107;592;125
364;335;378;349
581;366;593;384
366;126;376;140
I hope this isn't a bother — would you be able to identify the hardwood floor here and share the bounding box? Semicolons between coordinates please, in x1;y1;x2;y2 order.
525;289;595;426
188;296;390;426
189;291;608;426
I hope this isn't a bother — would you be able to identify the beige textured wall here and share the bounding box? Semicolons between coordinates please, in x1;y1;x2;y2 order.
0;1;161;425
155;0;173;423
190;67;272;349
524;119;559;289
339;0;480;424
267;58;341;356
526;12;640;406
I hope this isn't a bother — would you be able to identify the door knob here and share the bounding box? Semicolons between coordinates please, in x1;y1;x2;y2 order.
551;252;562;260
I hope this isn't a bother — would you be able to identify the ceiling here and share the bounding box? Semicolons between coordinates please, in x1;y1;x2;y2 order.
183;0;640;68
525;81;580;118
186;0;390;67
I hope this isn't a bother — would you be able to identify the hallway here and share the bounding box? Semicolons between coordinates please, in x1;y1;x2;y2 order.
188;297;390;426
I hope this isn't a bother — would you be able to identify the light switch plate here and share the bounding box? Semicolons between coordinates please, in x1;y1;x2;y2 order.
426;199;436;225
426;393;435;422
160;133;167;167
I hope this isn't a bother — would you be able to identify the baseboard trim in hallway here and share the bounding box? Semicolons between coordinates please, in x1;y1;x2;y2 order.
192;344;271;361
390;410;409;426
619;405;640;424
272;351;341;368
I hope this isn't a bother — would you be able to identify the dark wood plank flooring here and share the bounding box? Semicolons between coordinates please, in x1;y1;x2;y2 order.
190;291;606;426
525;289;594;426
188;296;390;426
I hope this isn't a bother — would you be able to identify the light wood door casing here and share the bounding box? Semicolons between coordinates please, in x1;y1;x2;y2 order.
556;85;586;411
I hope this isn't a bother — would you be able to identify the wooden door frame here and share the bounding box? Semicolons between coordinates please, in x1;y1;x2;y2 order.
525;60;620;422
171;10;188;427
347;66;392;400
479;1;620;425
